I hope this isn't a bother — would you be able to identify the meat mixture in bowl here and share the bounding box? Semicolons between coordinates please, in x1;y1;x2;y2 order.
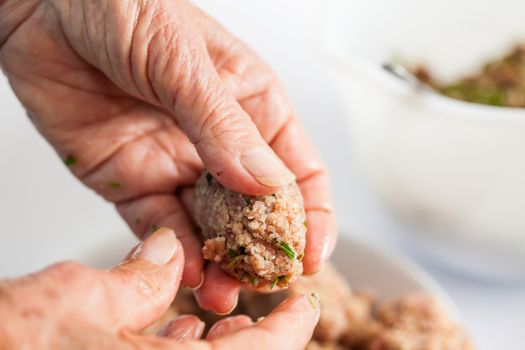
413;44;525;107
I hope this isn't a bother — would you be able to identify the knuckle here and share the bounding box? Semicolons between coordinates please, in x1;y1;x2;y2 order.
112;264;172;310
47;261;90;286
134;270;157;297
135;3;189;103
202;106;238;138
116;264;159;297
195;102;255;148
132;268;164;300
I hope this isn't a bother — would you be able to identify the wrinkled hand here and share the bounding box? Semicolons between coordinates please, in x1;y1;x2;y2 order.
0;228;320;349
0;0;336;312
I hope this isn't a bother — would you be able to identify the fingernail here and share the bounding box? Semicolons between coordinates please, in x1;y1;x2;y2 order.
214;294;239;316
191;271;205;290
123;243;141;262
158;316;205;342
133;227;178;266
273;294;319;314
240;148;295;187
307;292;320;310
207;315;254;340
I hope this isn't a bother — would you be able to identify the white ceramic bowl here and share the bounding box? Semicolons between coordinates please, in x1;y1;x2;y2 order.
318;0;525;280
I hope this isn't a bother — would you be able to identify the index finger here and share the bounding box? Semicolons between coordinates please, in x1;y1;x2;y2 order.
210;294;321;350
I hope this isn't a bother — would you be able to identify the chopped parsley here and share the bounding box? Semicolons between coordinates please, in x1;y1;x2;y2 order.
270;275;286;290
227;249;239;259
63;155;77;166
109;181;122;189
239;272;247;282
249;275;258;287
279;242;296;260
227;257;238;268
308;292;320;309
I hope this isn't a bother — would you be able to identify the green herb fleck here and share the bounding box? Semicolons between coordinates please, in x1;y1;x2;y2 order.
270;275;286;290
239;272;247;282
279;242;296;260
304;221;308;228
249;275;258;287
64;155;77;166
227;249;239;259
109;181;122;189
227;257;238;268
307;292;320;309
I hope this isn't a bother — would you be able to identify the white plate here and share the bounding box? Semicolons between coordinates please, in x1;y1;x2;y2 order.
80;231;460;320
333;233;460;320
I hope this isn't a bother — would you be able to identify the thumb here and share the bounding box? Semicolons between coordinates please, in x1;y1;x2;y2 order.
106;228;184;331
188;89;296;195
153;41;295;195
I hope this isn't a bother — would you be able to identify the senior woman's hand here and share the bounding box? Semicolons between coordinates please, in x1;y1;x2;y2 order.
0;228;320;349
0;0;336;312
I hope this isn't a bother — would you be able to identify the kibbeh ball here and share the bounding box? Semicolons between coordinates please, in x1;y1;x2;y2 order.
194;171;306;288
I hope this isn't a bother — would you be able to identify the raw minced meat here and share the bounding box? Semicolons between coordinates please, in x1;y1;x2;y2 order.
147;263;474;350
194;171;306;288
238;263;367;342
366;294;474;350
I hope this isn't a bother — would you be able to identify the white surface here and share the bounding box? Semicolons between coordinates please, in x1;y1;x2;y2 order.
320;0;525;281
0;1;523;349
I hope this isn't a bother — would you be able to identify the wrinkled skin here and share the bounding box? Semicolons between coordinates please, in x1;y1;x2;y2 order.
0;0;337;313
0;228;321;349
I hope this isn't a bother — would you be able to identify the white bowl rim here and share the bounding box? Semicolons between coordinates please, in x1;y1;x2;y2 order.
336;232;461;321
